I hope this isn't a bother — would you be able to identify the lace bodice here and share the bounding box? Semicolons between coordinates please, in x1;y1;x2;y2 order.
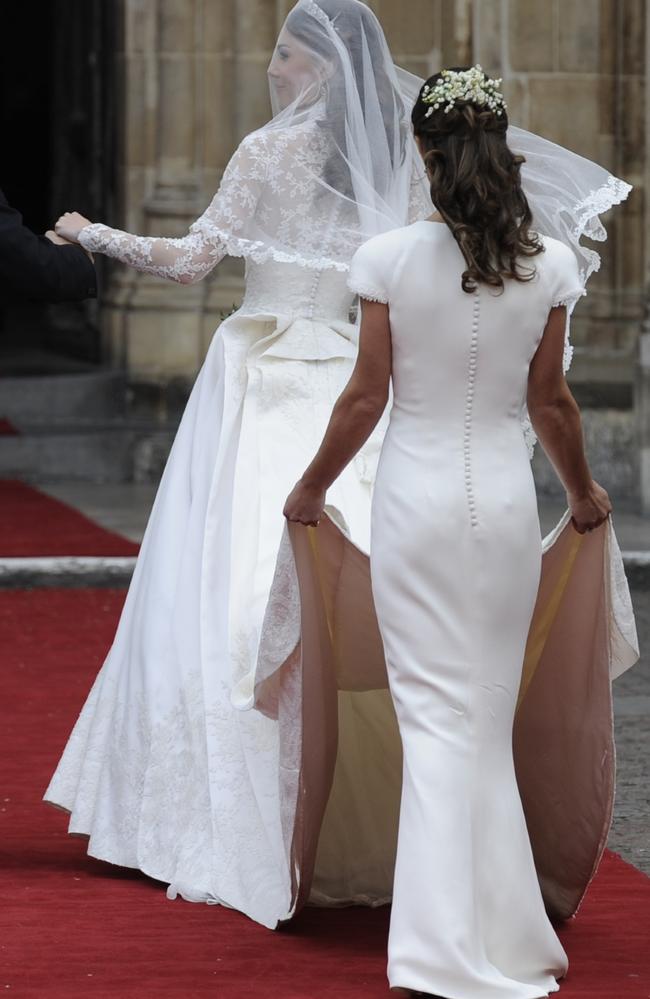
78;119;432;302
241;259;354;323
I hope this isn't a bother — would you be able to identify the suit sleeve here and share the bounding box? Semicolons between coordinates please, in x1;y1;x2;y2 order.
0;194;97;304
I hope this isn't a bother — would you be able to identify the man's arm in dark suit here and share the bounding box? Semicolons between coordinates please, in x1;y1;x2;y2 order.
0;190;97;303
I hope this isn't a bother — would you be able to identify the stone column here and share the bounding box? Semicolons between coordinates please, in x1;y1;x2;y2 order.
636;0;650;515
103;0;248;414
234;0;277;136
125;0;206;399
639;301;650;516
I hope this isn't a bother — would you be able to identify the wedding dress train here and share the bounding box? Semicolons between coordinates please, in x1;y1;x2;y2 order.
43;258;382;930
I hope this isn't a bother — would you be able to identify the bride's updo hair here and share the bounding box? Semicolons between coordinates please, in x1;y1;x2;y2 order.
412;69;544;294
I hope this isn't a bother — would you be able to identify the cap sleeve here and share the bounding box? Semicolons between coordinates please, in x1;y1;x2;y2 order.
550;241;586;309
347;237;389;304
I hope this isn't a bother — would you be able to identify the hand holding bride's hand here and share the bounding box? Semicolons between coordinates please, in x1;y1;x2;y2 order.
283;479;326;528
568;480;612;534
55;211;92;244
47;226;94;263
46;229;73;245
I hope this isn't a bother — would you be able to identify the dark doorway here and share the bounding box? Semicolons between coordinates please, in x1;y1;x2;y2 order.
0;0;116;373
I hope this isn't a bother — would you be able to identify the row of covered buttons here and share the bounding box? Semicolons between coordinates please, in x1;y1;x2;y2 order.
463;291;481;527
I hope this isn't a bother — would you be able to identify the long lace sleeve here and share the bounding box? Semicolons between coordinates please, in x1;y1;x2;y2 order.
78;135;268;284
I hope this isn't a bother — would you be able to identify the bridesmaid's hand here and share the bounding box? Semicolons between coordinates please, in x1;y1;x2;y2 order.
568;480;612;534
283;479;326;528
55;211;93;243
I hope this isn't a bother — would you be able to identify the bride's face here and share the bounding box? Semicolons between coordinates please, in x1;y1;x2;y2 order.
268;28;323;109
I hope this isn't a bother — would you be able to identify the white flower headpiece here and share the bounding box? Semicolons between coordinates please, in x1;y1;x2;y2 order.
422;65;507;118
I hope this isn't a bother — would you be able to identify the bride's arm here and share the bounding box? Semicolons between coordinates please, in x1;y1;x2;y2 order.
527;305;612;533
53;215;219;284
284;299;391;526
54;136;266;285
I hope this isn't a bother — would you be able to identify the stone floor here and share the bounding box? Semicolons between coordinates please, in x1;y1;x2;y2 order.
608;588;650;874
28;482;649;877
42;481;649;552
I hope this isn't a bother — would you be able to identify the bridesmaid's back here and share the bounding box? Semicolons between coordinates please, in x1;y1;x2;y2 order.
348;221;584;441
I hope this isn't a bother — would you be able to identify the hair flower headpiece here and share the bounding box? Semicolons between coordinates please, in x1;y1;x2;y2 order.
422;65;507;118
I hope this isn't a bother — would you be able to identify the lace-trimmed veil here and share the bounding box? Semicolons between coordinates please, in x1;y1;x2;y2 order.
200;2;630;323
185;0;427;273
220;1;630;452
122;0;630;302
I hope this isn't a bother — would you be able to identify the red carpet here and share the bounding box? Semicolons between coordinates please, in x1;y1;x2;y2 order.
1;588;649;998
0;418;20;435
0;480;139;556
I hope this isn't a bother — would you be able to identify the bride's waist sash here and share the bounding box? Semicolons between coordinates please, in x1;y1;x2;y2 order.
222;309;359;365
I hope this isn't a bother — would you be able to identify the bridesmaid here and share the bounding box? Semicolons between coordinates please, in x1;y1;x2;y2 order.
285;66;612;998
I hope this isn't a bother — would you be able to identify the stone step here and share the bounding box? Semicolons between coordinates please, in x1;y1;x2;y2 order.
0;422;176;484
0;370;127;423
0;551;647;589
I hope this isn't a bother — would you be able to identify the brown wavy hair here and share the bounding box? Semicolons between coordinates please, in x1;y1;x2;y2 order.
412;69;544;294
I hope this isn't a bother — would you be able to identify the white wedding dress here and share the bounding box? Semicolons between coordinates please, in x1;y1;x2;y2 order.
44;122;395;929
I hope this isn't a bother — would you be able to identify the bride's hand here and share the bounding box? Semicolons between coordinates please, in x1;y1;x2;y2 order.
568;480;612;534
55;211;93;243
283;479;326;528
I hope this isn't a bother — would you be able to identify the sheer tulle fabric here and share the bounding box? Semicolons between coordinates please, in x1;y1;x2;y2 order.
79;2;630;287
79;0;429;277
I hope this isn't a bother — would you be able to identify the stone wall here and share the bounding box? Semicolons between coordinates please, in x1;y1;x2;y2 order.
472;0;646;383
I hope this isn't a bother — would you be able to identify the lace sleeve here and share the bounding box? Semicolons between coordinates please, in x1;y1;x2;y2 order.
78;135;267;284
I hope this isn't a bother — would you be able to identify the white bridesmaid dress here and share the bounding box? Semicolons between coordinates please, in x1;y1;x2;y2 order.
346;221;591;997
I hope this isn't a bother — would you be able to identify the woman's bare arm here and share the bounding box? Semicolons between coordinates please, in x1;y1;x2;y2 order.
284;300;391;526
527;306;611;533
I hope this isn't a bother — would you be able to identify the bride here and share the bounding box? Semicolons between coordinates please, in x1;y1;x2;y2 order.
46;0;429;929
46;0;632;932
